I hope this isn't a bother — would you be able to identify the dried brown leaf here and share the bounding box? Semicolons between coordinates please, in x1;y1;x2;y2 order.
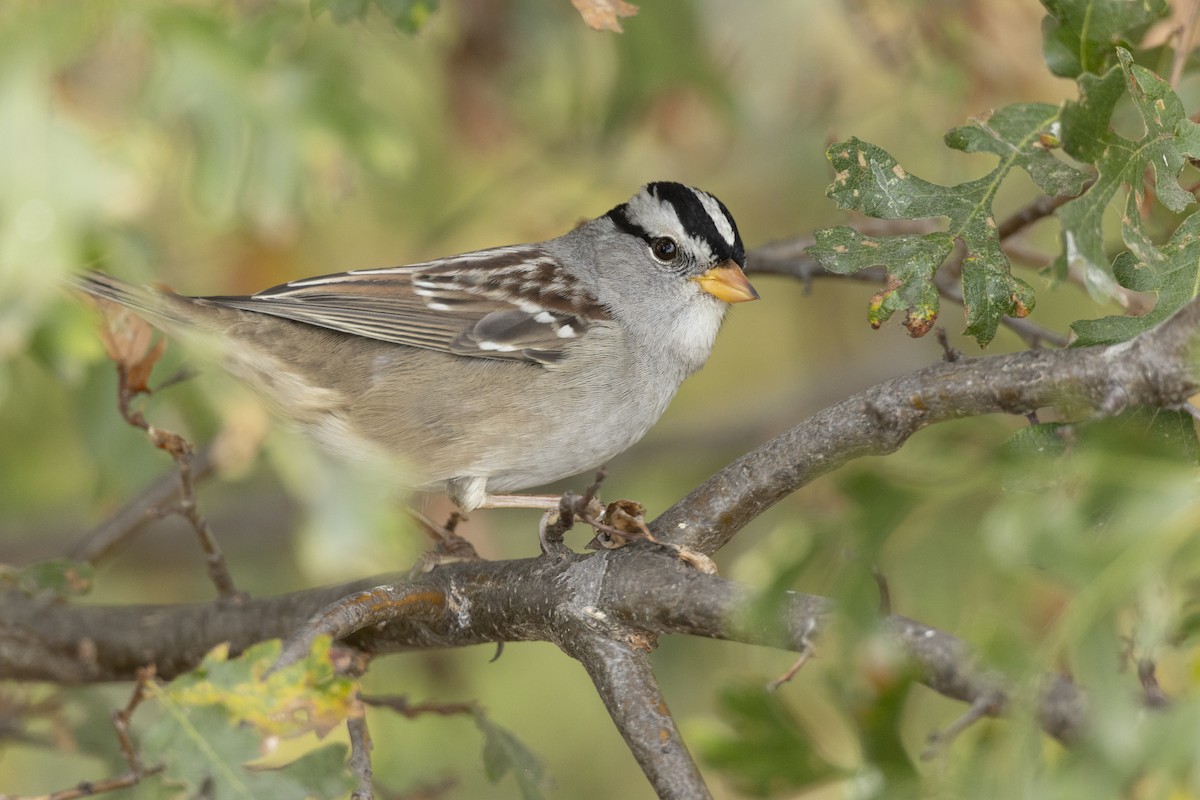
93;301;165;393
604;499;649;536
94;301;152;366
124;338;166;394
571;0;637;32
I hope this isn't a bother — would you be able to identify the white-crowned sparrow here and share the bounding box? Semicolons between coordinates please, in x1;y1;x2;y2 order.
74;182;757;511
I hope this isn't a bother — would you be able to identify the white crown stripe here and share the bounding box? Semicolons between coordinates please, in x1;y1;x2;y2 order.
689;187;737;248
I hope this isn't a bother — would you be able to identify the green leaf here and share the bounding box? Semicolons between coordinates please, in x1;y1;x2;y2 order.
1001;412;1200;496
137;638;358;799
1071;212;1200;345
166;638;360;739
814;103;1084;344
1060;64;1126;164
1135;408;1200;464
475;711;550;800
311;0;438;32
139;700;265;798
1004;423;1073;460
944;103;1088;197
1076;408;1200;464
1040;0;1169;78
1000;422;1074;493
1056;50;1200;320
140;699;352;799
838;470;921;547
254;744;355;799
808;228;952;335
0;558;93;598
698;683;841;796
844;661;921;790
1062;50;1200;344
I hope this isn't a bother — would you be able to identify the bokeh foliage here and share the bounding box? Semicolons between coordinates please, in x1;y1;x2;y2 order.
5;1;1200;798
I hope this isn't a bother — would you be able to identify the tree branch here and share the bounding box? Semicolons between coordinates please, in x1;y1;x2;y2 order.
12;281;1195;795
650;298;1200;555
563;632;710;799
0;547;1091;742
69;447;217;564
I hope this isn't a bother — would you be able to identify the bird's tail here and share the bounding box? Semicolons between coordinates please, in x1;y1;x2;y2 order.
68;270;168;315
67;270;216;334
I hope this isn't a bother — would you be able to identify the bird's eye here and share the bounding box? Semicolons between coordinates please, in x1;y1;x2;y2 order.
650;237;678;262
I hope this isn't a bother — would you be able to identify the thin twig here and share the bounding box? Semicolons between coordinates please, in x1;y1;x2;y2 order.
934;328;962;362
170;435;242;603
766;616;818;692
995;188;1086;240
70;447;216;564
873;567;893;616
271;584;448;674
5;668;167;800
921;690;1005;760
1137;658;1171;708
348;713;374;800
112;666;156;775
361;695;478;718
113;363;242;603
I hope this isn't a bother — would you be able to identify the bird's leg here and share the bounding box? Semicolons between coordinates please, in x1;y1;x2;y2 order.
407;508;480;565
477;493;566;509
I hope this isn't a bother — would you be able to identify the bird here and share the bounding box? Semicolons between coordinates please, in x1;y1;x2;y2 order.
72;181;757;511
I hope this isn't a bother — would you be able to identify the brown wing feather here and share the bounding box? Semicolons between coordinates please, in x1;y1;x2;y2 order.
199;246;611;365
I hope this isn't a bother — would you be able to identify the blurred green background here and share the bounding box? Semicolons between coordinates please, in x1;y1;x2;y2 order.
8;1;1200;798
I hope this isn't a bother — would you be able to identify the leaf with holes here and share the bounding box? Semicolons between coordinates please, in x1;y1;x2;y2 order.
813;103;1086;345
1056;49;1200;313
808;228;952;336
1071;211;1200;345
167;638;360;739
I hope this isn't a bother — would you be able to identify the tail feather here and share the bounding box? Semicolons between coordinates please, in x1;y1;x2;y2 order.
68;271;168;318
66;271;229;340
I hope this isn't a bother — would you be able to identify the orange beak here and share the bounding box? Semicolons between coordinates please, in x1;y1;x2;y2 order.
691;260;759;303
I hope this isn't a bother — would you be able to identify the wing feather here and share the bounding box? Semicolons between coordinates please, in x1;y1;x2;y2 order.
198;246;610;365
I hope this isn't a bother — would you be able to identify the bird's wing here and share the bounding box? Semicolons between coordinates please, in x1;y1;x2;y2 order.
201;245;611;365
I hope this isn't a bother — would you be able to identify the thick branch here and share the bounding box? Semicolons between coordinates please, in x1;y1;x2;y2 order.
0;551;828;683
564;633;710;799
0;580;394;683
0;547;1091;741
11;293;1192;780
651;300;1200;554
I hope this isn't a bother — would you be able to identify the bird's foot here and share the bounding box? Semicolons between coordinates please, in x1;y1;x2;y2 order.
408;509;482;573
